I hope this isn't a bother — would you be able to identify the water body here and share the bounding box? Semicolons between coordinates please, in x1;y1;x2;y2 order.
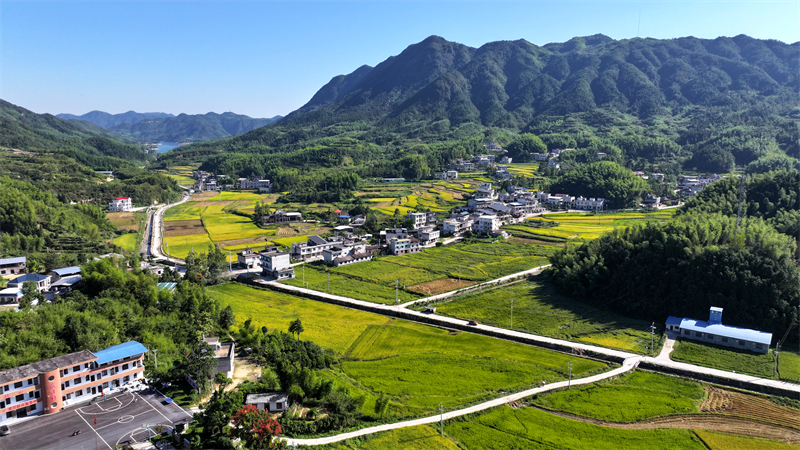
156;142;180;153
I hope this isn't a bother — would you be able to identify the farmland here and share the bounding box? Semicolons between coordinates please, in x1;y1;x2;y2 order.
431;278;662;354
503;210;676;243
113;233;138;252
447;406;706;450
670;339;800;382
532;372;704;422
315;425;459;450
284;242;553;303
206;283;608;416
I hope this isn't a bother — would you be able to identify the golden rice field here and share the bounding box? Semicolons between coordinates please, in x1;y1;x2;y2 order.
504;210;676;242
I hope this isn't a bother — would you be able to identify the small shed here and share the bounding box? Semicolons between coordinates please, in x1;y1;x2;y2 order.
245;392;289;413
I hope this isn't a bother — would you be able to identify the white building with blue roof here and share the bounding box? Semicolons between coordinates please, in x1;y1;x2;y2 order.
666;307;772;354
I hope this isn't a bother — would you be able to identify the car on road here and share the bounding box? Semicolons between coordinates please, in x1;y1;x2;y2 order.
0;425;10;436
467;320;478;326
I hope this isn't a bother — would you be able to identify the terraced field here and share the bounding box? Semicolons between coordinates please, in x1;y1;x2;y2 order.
503;210;675;243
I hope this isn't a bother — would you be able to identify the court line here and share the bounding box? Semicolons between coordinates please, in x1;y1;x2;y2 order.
75;410;113;450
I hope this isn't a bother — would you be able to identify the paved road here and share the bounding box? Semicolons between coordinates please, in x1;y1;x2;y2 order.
149;194;192;265
284;356;642;446
398;263;551;308
269;281;800;395
0;390;192;450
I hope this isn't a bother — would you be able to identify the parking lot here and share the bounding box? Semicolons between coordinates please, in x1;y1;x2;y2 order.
0;389;193;450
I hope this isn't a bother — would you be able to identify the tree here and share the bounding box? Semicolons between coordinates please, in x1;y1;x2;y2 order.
219;305;235;331
185;340;217;392
374;393;390;418
229;405;285;449
20;280;42;311
214;372;233;394
288;319;304;339
506;133;547;161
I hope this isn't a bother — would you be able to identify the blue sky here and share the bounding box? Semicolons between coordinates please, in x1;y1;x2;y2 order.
1;1;798;118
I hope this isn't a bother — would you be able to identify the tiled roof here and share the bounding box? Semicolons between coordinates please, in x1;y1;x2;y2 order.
0;350;96;385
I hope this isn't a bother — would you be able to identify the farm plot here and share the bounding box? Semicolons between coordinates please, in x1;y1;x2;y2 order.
505;211;676;243
447;406;706;450
432;279;660;354
506;162;542;178
700;386;800;429
202;207;270;241
284;265;423;304
164;202;203;221
695;430;797;450
163;220;205;237
113;233;138;252
531;371;705;422
321;425;460;450
163;233;214;259
107;212;139;230
670;340;800;382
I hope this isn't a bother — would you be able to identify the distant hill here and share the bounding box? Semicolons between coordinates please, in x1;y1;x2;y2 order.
0;99;148;163
56;110;175;128
185;34;799;169
108;112;282;142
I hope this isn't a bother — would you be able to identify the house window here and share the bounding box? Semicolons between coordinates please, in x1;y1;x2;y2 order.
695;331;703;338
15;394;24;402
74;377;81;385
34;391;40;399
29;405;35;412
0;401;5;409
13;382;22;389
683;329;690;335
73;366;80;372
75;390;83;397
739;340;745;346
102;370;108;376
28;392;34;399
27;378;35;385
122;364;129;370
721;337;728;343
276;402;283;410
6;412;13;419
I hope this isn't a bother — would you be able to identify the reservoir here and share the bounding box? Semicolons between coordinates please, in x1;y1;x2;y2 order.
156;142;180;153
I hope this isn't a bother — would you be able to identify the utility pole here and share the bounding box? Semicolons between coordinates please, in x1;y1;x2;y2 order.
649;322;657;356
327;272;330;292
510;299;514;328
568;361;572;389
395;279;399;303
229;251;232;272
439;402;444;436
302;264;305;287
458;267;461;289
153;349;158;369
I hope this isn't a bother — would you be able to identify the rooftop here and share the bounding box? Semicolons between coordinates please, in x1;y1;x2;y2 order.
0;350;96;385
50;275;82;288
678;318;773;346
246;392;288;404
93;341;148;366
9;273;49;284
51;266;81;276
0;257;26;265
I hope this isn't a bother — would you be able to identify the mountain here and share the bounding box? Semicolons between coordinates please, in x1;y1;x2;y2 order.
56;110;175;128
108;112;282;142
184;34;798;167
0;99;148;163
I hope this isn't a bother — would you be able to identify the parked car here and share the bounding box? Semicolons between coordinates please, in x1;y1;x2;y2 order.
467;320;478;326
0;425;10;436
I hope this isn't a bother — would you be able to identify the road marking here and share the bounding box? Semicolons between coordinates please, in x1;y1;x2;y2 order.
118;415;134;423
75;410;113;450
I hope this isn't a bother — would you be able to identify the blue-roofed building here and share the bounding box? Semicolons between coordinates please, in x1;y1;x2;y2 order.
7;273;51;292
49;266;81;282
665;307;772;354
93;341;148;366
0;256;26;277
156;282;177;293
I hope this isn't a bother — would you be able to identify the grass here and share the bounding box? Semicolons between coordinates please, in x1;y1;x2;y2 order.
447;406;706;450
113;233;138;252
432;279;662;354
208;283;609;415
531;371;705;422
694;430;797;450
670;339;800;382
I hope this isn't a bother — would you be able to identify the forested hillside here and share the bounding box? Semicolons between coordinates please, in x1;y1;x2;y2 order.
177;34;799;174
549;213;799;339
57;110;175;128
0;100;149;162
108;112;281;142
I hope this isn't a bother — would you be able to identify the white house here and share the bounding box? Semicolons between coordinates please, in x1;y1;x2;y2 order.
260;250;294;279
666;307;772;354
472;215;501;234
573;197;606;211
246;393;289;413
388;237;421;255
109;197;132;212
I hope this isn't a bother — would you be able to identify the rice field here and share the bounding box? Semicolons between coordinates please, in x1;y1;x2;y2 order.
432;278;662;354
207;283;608;415
163;233;215;259
504;210;676;242
694;431;797;450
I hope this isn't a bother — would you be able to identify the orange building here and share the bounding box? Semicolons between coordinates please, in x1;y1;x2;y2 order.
0;341;147;424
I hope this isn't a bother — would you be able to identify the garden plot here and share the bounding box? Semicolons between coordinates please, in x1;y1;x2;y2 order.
107;212;138;230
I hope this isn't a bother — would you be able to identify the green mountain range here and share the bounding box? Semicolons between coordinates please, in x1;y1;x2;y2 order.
0;99;148;163
59;109;282;143
181;34;798;171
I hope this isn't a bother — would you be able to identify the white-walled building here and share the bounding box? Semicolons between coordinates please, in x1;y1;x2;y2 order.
573;197;606;211
291;236;345;261
666;307;772;354
109;197;132;212
388;237;421;255
260;250;294;279
472;215;502;234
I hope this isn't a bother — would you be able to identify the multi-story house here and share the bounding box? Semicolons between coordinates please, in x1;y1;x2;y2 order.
0;257;26;277
291;236;345;261
388;237;421;255
573;197;606;211
407;212;427;230
260;250;294;279
109;197;132;212
322;241;372;267
472;215;502;234
0;341;146;425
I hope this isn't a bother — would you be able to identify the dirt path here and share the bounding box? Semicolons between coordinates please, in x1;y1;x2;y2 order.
226;357;261;392
530;406;800;445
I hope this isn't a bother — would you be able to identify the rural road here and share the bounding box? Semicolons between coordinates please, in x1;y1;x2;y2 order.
283;356;642;446
269;281;800;395
148;194;192;264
